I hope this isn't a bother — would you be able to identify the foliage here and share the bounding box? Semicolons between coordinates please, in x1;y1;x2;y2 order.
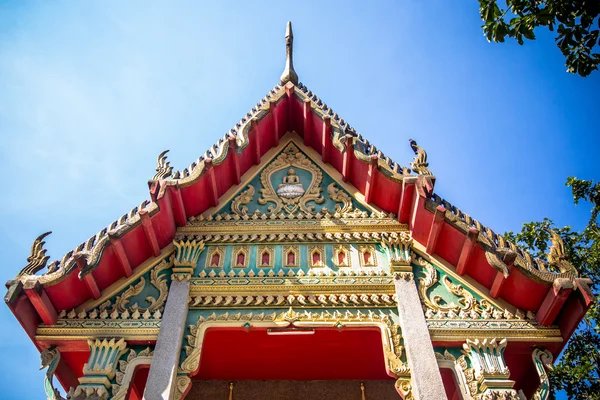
478;1;600;76
504;177;599;399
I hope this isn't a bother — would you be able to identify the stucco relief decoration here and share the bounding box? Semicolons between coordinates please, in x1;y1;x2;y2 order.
257;143;325;214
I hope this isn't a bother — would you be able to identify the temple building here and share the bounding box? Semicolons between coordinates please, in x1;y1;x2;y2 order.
5;22;594;400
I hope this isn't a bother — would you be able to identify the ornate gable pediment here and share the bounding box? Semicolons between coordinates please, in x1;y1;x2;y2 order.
221;139;367;217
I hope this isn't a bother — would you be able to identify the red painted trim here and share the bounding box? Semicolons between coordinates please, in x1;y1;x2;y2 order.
364;156;378;204
77;261;101;300
169;186;187;228
426;205;446;254
537;279;574;326
574;278;594;306
321;115;331;164
139;209;161;257
24;283;57;325
398;182;415;224
110;236;132;277
229;136;241;185
456;228;478;276
270;101;279;147
490;271;506;299
303;99;311;146
251;118;261;166
341;136;353;182
203;159;219;207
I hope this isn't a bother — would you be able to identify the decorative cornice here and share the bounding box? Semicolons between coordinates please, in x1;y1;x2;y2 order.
189;293;397;308
426;195;579;284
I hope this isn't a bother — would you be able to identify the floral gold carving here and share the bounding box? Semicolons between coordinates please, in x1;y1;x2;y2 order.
327;182;353;213
231;185;255;216
114;260;169;313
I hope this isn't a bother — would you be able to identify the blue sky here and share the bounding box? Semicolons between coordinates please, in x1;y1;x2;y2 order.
0;1;598;398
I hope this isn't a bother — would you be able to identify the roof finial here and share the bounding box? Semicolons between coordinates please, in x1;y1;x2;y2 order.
280;21;298;85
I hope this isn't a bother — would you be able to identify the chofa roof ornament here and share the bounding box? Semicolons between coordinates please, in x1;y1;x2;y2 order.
16;231;52;278
280;21;298;85
153;150;173;180
409;139;432;176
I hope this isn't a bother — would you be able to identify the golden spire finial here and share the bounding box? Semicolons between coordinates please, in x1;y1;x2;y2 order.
280;21;298;85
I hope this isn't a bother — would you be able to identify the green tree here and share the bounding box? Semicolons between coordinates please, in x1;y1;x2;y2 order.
504;178;600;399
478;1;600;77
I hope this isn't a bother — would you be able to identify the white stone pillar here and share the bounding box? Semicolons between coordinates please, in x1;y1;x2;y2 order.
394;272;448;400
143;275;191;400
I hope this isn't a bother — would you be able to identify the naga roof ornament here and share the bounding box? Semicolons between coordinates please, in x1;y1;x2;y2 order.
153;150;173;180
280;21;298;85
16;231;52;278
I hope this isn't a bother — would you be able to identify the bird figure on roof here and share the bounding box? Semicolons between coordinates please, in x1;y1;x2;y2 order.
16;231;52;278
153;150;173;180
409;139;432;176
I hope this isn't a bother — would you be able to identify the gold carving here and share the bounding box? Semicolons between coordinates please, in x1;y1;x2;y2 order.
16;231;52;278
382;232;412;268
205;246;226;269
333;244;351;268
231;185;255;216
283;245;300;267
257;246;275;268
308;245;326;268
114;260;170;313
327;183;353;213
112;347;154;399
257;143;325;214
174;239;205;268
395;377;413;400
152;149;173;180
409;139;432;176
231;246;250;268
416;255;500;320
189;293;396;308
358;245;378;267
174;375;192;400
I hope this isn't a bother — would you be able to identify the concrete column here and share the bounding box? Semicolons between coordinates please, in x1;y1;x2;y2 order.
143;276;190;400
394;272;448;400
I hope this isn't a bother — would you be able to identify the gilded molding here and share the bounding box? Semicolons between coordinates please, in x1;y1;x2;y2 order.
308;245;326;268
333;244;351;268
189;292;396;308
382;232;412;268
112;347;154;399
257;246;275;268
358;245;378;267
174;239;206;268
179;308;408;377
